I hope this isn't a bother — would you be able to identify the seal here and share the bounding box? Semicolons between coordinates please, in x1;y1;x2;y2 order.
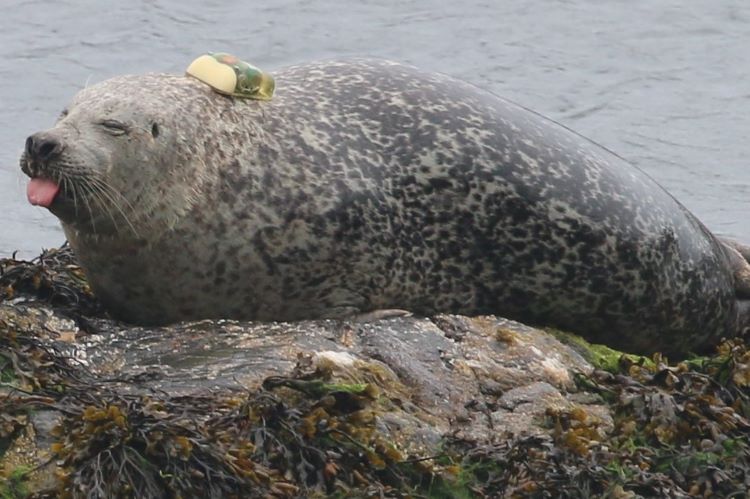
19;58;750;356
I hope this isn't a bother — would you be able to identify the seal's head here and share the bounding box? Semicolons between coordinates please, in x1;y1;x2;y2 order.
20;74;225;239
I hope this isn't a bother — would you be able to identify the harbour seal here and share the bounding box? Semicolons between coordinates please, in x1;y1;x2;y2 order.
20;59;750;356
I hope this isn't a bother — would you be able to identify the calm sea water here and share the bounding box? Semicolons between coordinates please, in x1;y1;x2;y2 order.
2;0;749;257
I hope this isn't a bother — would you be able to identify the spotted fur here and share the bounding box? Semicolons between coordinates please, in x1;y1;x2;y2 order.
24;59;745;355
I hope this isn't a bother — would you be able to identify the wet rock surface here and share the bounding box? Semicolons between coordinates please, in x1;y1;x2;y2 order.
2;300;606;457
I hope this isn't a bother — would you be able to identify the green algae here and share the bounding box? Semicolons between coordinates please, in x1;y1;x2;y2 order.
0;466;31;499
549;328;654;372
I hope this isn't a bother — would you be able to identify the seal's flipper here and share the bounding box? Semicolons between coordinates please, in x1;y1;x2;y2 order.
722;242;750;298
721;238;750;263
736;299;750;340
735;266;750;300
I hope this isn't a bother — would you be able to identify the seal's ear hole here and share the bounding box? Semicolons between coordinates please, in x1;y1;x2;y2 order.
151;123;160;139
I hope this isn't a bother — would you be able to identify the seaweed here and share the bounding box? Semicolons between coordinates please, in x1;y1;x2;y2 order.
0;245;102;319
0;466;31;499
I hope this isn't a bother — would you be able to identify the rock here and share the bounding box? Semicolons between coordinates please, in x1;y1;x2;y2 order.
0;294;609;495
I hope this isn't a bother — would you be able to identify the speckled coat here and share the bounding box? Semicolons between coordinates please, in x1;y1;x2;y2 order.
23;59;746;355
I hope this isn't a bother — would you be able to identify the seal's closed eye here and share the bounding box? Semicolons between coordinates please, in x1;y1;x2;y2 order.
151;123;160;138
99;120;129;136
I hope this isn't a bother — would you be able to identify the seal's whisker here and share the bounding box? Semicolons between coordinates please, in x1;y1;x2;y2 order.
51;163;140;237
93;173;140;219
87;176;141;237
86;177;129;221
81;178;122;234
61;173;80;217
52;170;81;222
76;179;99;236
80;180;118;236
96;179;139;224
52;167;100;235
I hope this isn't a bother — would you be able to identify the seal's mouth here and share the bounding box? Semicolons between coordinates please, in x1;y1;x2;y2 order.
27;177;61;207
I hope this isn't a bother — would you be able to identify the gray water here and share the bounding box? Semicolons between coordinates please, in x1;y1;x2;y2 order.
2;0;749;258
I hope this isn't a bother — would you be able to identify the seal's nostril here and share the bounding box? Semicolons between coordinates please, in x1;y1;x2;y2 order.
26;132;63;161
39;140;58;158
25;136;34;157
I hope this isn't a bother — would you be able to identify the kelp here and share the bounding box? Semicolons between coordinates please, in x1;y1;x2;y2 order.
0;245;100;318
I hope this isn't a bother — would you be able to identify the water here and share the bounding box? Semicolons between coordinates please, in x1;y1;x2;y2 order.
2;0;749;258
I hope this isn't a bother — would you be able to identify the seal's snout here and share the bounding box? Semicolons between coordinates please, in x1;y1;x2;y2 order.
25;132;63;164
23;131;63;208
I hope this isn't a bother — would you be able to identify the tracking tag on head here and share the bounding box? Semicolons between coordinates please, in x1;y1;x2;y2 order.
186;53;275;100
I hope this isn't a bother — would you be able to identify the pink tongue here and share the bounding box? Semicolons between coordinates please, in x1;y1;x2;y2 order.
27;178;61;207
